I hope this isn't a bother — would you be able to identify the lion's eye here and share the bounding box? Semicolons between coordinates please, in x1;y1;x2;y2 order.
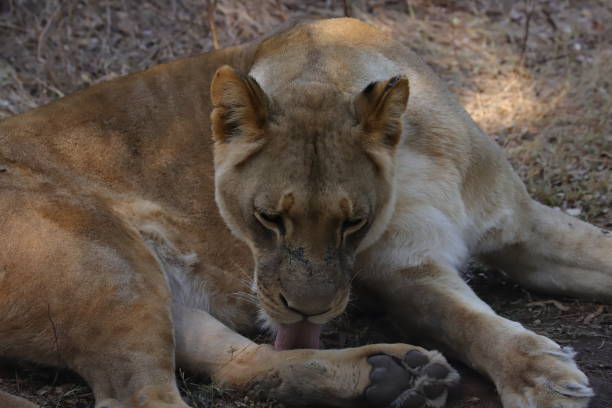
342;217;367;235
255;211;285;235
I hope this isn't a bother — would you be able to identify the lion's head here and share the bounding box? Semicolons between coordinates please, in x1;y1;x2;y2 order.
210;65;408;350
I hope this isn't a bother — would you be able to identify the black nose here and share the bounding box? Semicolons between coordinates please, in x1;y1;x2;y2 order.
280;293;332;317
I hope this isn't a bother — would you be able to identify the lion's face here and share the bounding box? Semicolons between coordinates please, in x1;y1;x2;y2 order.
210;66;408;346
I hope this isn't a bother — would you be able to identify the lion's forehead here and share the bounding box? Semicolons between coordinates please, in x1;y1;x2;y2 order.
261;130;371;187
276;82;351;112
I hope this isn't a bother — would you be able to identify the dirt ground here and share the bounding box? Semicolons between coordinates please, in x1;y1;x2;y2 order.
0;0;610;407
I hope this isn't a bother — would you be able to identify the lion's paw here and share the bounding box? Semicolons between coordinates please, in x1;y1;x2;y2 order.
365;349;459;408
498;346;593;408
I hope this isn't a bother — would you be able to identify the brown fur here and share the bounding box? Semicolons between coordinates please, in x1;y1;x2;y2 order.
1;18;610;408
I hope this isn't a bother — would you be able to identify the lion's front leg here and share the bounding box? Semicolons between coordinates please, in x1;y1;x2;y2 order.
362;263;594;408
174;306;458;407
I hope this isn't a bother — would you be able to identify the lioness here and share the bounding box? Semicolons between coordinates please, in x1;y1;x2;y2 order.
0;17;610;408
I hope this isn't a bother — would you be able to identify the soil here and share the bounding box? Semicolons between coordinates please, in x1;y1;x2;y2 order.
448;271;612;408
0;0;610;407
1;273;611;407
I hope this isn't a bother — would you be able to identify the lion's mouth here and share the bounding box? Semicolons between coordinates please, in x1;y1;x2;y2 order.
274;320;322;351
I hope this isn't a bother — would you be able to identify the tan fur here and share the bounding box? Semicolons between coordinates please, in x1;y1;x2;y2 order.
1;18;610;408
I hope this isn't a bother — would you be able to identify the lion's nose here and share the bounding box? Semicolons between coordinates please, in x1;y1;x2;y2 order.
279;292;332;317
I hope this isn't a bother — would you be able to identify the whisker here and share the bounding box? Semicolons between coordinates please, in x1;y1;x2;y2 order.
230;291;259;305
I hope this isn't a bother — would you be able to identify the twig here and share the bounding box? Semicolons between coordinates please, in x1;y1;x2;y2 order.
46;303;63;367
171;0;177;20
343;0;353;17
275;0;287;21
46;303;64;387
526;300;570;312
542;8;557;31
583;305;605;324
207;0;219;50
0;22;27;32
535;54;568;65
405;0;415;18
105;0;112;39
518;0;535;65
14;370;21;393
12;72;39;109
120;0;136;42
37;1;63;62
35;78;65;98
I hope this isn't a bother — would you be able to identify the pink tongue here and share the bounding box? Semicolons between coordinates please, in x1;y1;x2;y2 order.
274;320;322;351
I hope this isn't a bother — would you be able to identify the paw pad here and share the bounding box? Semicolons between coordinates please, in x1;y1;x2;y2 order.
422;383;445;399
424;363;449;379
404;350;429;368
365;349;459;408
399;393;426;408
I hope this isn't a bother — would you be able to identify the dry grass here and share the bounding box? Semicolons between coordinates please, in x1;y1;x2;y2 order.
1;0;609;226
0;0;610;407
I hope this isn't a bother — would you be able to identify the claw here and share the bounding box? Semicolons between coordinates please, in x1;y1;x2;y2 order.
549;381;594;398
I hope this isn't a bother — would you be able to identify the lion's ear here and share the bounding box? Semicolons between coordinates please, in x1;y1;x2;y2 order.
210;65;269;143
355;75;409;149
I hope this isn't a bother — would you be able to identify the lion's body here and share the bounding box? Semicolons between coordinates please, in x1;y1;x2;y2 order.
0;42;258;333
1;18;610;408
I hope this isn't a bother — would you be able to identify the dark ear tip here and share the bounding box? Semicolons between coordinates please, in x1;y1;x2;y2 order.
385;75;407;91
363;81;377;94
237;70;250;81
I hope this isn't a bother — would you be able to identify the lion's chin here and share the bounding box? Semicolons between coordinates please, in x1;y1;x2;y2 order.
274;320;322;351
